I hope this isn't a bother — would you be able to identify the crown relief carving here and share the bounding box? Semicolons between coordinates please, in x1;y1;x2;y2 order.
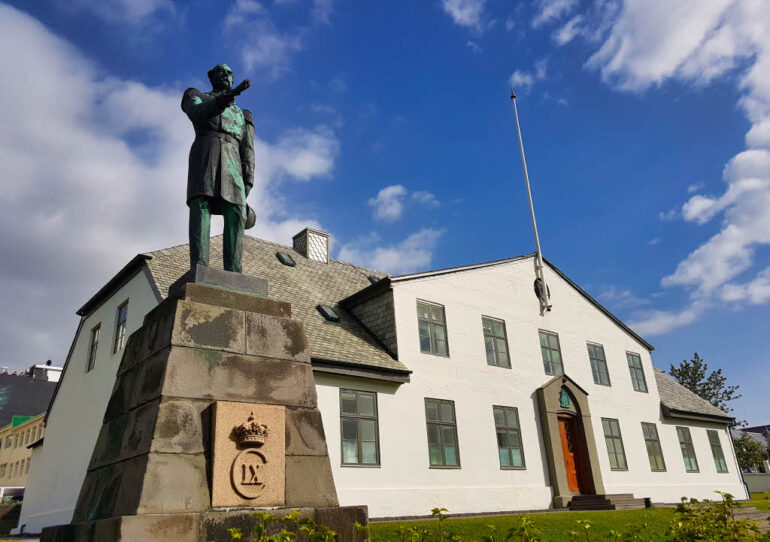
233;412;270;447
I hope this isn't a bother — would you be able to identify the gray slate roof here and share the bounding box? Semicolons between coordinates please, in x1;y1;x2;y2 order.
145;235;409;374
653;368;732;421
0;374;57;427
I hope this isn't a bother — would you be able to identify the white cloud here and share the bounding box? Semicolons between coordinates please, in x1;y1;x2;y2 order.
687;182;705;193
411;190;440;207
509;57;548;94
313;0;334;24
510;70;535;92
505;18;515;31
224;1;304;79
368;186;440;221
658;208;678;222
441;0;486;32
532;0;578;29
337;229;443;275
466;40;482;53
553;15;583;45
628;303;704;337
224;0;264;28
720;266;770;305
597;286;650;310
0;4;338;370
368;185;408;222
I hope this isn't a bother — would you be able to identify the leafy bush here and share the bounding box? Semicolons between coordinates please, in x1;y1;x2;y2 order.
667;492;767;542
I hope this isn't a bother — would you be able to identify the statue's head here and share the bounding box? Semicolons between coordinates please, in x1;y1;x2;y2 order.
208;64;234;91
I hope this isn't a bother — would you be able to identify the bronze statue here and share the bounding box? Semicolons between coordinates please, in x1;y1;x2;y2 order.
182;64;256;273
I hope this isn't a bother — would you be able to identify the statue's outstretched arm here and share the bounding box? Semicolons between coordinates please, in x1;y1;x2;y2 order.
181;88;229;122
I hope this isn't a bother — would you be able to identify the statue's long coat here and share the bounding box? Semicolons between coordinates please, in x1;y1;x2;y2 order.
181;88;255;214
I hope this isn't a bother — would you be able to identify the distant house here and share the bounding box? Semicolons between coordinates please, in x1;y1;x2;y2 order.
0;363;60;503
17;230;747;534
733;426;770;493
0;363;60;427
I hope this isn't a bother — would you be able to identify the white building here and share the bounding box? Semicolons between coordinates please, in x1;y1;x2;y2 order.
15;230;746;534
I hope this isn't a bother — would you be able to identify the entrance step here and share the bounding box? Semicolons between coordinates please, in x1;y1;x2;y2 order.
567;494;647;511
734;506;770;534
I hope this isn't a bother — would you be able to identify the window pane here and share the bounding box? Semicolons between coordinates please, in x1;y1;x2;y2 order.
426;401;439;421
420;336;432;352
360;419;376;442
504;409;518;428
497;350;509;365
439;401;454;422
443;446;458;466
483;319;493;334
496;338;508;354
434;339;448;356
361;441;377;464
433;324;446;341
358;393;375;417
429;445;443;466
342;441;358;463
341;392;357;414
499;448;511;467
511;448;524;467
493;407;505;427
441;426;456;445
539;332;548;347
342;419;358;440
427;424;440;444
497;430;507;448
430;305;444;322
417;303;430;319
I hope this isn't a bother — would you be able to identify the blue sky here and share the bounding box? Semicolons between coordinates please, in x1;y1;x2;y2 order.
1;0;768;424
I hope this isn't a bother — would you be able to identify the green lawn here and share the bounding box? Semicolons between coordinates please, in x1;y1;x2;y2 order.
749;497;770;512
371;508;676;541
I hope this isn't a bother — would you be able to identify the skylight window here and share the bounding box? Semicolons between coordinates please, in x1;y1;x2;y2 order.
368;275;380;284
276;252;296;267
317;304;341;323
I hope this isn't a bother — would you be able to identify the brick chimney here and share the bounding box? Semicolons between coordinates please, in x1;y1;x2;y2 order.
293;228;330;263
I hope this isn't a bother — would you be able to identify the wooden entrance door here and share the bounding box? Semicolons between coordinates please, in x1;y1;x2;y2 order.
558;415;581;493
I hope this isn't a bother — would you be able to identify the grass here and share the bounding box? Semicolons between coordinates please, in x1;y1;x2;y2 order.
371;508;676;541
748;497;770;512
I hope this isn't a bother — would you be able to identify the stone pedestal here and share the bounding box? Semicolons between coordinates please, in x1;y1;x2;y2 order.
42;269;366;542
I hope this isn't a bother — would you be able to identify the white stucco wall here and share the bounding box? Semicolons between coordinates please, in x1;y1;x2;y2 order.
315;258;745;518
16;269;159;534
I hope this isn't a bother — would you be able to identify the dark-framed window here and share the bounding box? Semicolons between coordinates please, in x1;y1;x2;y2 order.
641;422;666;471
417;300;448;356
493;406;524;468
539;330;563;376
87;323;100;372
483;317;510;368
602;418;628;470
425;398;460;467
707;430;728;473
677;426;699;472
340;389;379;466
113;300;129;353
626;352;648;392
587;343;610;386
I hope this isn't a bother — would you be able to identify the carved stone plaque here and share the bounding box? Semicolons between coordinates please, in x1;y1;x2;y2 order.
211;402;285;507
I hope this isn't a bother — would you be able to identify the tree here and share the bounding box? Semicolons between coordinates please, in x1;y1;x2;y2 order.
732;432;769;472
669;353;741;417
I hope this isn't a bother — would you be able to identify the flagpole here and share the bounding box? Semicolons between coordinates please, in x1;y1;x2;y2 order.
511;90;551;314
